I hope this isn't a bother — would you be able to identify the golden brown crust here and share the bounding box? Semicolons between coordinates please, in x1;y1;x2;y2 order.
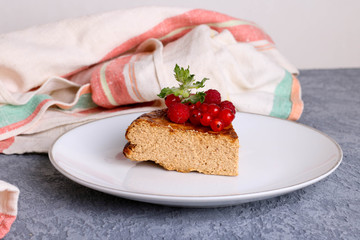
127;109;238;141
122;142;132;158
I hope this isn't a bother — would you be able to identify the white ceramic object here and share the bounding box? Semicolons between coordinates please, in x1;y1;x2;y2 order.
49;112;342;207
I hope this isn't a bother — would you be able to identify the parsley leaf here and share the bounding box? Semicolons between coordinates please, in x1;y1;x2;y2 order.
157;64;208;103
183;91;206;104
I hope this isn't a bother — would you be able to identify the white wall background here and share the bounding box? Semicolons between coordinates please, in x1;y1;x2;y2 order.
1;0;359;69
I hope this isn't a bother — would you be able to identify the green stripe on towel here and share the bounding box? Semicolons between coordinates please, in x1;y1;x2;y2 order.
0;94;51;128
270;70;293;119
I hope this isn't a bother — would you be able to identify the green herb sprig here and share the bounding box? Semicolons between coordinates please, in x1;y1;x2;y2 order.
157;64;208;103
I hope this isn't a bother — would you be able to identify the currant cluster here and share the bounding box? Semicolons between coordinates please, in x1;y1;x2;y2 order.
165;89;236;132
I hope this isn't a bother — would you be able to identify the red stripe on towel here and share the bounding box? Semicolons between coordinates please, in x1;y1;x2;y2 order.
101;9;271;62
90;63;113;108
106;55;136;105
0;213;16;239
90;55;136;108
0;137;15;153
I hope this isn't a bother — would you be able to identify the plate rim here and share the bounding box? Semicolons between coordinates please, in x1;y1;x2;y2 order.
48;111;343;204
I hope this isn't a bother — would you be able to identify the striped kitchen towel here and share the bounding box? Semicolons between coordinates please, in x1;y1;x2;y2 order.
0;181;19;239
0;7;303;154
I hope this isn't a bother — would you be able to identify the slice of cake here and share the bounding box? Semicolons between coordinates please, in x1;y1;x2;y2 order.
123;109;239;176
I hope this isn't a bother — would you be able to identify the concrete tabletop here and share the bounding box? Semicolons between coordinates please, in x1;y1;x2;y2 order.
1;68;359;239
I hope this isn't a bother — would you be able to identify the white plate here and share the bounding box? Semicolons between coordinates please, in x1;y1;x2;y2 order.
49;112;342;207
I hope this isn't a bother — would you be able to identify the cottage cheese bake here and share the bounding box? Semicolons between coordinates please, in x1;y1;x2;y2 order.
123;109;239;176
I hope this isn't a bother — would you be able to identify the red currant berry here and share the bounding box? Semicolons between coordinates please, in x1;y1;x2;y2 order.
204;89;221;105
195;101;202;109
200;112;212;126
210;118;224;132
167;103;190;123
189;109;202;125
165;94;181;108
218;108;235;127
207;103;220;117
220;100;236;114
199;103;209;113
188;103;196;111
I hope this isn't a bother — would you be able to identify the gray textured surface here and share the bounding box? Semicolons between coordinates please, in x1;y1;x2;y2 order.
1;68;360;239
